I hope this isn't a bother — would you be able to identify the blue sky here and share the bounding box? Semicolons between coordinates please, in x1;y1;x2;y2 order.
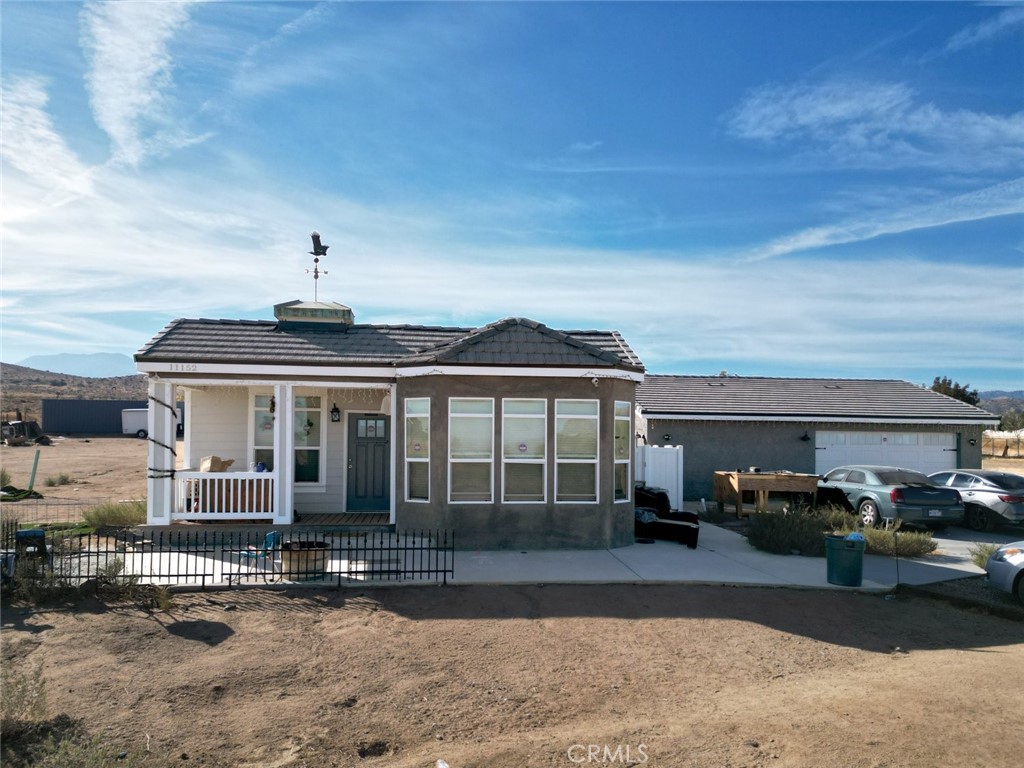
2;1;1022;391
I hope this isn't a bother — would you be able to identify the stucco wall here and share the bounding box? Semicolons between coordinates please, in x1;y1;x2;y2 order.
395;375;637;550
649;420;987;501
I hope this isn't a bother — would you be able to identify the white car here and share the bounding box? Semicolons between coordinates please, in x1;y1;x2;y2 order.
985;541;1024;605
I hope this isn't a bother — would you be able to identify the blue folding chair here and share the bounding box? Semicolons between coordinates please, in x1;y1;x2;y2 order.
236;531;281;583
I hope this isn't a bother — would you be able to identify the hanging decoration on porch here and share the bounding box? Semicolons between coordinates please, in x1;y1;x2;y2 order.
306;231;329;301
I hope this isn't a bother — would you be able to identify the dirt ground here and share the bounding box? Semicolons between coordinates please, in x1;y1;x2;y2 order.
1;440;1023;766
1;585;1021;767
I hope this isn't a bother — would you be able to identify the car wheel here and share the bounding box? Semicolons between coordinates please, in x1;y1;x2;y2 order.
964;504;995;533
136;429;148;439
858;499;880;527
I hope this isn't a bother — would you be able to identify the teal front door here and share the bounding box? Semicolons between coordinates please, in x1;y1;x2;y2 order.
347;414;390;511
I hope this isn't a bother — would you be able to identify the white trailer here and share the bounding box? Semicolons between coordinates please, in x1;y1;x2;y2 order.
121;408;149;438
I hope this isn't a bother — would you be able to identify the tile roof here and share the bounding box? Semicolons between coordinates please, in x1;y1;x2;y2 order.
135;316;644;371
637;375;998;422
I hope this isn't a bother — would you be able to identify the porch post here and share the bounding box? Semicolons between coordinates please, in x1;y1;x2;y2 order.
273;383;294;523
146;379;176;525
388;382;397;523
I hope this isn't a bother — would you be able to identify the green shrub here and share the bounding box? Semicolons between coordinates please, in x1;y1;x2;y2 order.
746;506;936;558
0;467;11;487
82;500;146;528
747;506;859;556
969;542;1000;569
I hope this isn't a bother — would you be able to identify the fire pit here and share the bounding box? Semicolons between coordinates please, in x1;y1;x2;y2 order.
280;540;328;581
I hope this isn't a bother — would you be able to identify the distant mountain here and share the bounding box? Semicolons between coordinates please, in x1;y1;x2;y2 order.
17;352;136;378
0;363;147;422
978;391;1024;418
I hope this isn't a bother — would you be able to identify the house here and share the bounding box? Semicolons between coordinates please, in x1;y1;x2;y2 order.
135;301;644;549
637;375;999;501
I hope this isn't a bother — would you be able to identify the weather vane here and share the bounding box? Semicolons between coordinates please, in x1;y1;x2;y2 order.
306;231;329;301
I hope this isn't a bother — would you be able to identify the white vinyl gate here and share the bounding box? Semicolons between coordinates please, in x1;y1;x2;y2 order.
815;431;957;475
635;445;684;511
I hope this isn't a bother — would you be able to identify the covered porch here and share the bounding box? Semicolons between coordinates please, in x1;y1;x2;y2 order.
144;378;396;526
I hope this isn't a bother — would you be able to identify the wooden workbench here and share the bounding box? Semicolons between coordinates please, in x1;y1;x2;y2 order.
713;471;820;517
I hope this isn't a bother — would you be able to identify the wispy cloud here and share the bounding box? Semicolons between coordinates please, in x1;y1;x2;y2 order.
80;0;198;166
945;6;1024;53
727;79;1024;170
0;76;94;205
745;178;1024;262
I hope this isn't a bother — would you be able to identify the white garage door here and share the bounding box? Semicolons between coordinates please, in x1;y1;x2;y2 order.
815;431;957;475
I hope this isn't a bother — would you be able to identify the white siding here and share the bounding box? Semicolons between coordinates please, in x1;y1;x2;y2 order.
187;388;249;470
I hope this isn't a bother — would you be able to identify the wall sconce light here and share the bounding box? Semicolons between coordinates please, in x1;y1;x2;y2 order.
330;403;341;423
800;431;811;442
968;438;976;447
662;434;671;442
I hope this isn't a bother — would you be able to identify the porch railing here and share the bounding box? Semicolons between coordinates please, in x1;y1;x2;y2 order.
172;471;277;521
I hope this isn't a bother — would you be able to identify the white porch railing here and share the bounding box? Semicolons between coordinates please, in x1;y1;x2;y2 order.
173;471;277;521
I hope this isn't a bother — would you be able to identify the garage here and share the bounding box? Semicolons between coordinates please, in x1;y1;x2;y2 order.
815;431;957;475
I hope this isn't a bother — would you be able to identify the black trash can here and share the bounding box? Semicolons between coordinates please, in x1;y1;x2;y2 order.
825;534;865;587
15;529;47;561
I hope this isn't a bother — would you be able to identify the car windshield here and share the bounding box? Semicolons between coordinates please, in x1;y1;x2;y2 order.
876;470;931;485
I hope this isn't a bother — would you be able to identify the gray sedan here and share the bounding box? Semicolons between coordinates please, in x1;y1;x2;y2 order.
985;541;1024;605
928;470;1024;532
818;465;964;528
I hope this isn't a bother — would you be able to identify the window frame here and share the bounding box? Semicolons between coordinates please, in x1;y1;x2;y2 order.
404;398;430;503
501;398;547;504
554;398;599;504
249;392;276;472
448;397;494;504
613;401;632;503
293;394;324;487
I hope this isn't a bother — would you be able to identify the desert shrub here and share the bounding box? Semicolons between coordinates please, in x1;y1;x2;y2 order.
1;466;11;486
9;558;78;606
747;506;859;556
969;542;1000;569
1;661;47;737
43;473;72;488
83;500;145;528
827;518;937;557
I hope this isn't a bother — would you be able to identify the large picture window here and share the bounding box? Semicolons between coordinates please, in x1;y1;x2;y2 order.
502;399;546;503
293;395;322;484
555;400;598;503
405;398;430;502
614;401;632;502
449;398;493;503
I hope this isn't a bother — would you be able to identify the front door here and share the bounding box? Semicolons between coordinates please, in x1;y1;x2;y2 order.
347;414;390;511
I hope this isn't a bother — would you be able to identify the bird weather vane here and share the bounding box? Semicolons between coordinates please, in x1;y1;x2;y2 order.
306;231;329;301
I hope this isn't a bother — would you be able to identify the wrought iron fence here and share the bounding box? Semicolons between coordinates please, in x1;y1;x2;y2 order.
3;527;454;590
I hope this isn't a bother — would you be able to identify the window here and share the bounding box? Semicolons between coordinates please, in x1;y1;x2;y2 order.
613;401;631;502
251;394;275;471
293;395;322;484
502;399;546;503
405;398;430;502
555;400;598;503
449;398;493;502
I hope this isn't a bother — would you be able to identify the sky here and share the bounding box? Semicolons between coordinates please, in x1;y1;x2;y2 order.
2;1;1022;392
